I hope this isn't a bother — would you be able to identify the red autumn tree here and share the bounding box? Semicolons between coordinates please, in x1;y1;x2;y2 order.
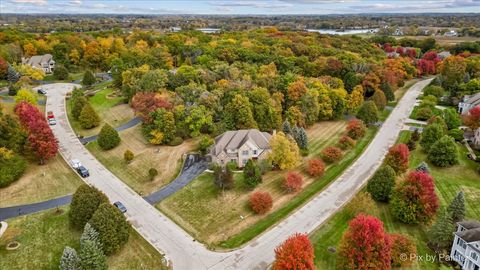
384;144;409;174
0;56;7;79
131;92;172;123
306;159;325;177
338;135;356;150
464;105;480;130
391;171;440;224
250;191;273;214
390;234;417;267
283;171;303;193
406;48;417;58
321;146;343;163
273;233;315;270
14;101;58;164
337;214;392;270
346;119;366;139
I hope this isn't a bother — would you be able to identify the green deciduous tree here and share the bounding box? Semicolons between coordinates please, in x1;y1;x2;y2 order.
54;65;69;80
0;147;27;188
443;108;462;130
356;101;378;125
427;135;458;167
223;94;257;130
367;165;396;202
97;124;120;150
370;90;387;111
69;184;109;229
79;103;100;129
82;70;96;87
213;165;234;191
248;87;282;131
144;108;176;144
420;123;445;151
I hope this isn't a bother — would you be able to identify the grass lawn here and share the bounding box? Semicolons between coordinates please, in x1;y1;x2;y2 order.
309;130;480;270
157;121;378;248
86;126;197;195
0;207;168;270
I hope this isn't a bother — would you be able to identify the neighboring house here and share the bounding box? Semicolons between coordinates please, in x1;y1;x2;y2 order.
21;54;55;73
210;129;272;168
459;93;480;115
438;51;452;60
450;220;480;270
445;30;459;37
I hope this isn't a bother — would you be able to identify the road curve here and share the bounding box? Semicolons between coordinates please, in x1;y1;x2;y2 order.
40;79;432;270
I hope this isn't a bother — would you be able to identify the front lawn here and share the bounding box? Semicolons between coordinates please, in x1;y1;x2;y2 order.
157;121;377;248
0;207;168;270
310;130;480;270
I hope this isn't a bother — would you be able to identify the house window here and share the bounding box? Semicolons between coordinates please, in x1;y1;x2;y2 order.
242;150;249;155
242;159;247;165
472;252;478;261
253;150;258;155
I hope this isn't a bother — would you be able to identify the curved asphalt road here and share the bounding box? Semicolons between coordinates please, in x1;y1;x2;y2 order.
6;79;431;269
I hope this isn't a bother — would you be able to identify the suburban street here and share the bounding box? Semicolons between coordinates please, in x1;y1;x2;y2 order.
41;78;432;269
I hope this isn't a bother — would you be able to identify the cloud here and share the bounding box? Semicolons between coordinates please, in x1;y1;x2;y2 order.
69;0;82;5
209;1;293;9
9;0;46;5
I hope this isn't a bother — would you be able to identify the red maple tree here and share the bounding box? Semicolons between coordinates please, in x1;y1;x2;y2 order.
384;143;409;174
306;159;325;177
346;119;366;139
337;214;392;270
273;233;315;270
464;105;480;129
131;92;172;123
321;146;343;163
250;191;273;214
283;172;303;193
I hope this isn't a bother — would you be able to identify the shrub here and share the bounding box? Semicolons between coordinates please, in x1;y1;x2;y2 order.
423;85;444;98
415;106;433;121
390;234;417;267
123;150;134;163
346;119;366;139
82;70;96;87
283;171;303;193
249;191;273;214
428;135;458;167
306;159;325;177
370;90;387;110
391;171;439;224
53;65;69;80
273;233;315;270
384;144;409;174
420;123;445;151
167;136;183;146
338;135;356;150
89;203;130;255
411;129;420;141
407;139;417;151
69;184;109;229
345;192;379;217
321;146;343;163
71;96;87;120
97;124;120;150
448;128;464;141
79;104;100;129
356;101;378;124
148;168;158;181
243;159;262;188
0;147;27;188
422;95;438;107
14;88;37;105
367;165;396;202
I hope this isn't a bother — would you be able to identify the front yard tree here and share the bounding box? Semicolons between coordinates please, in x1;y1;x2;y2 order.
427;135;458;167
82;70;96;87
390;234;417;267
282;171;303;193
97;124;120;150
420;123;445;151
448;191;466;223
145;108;176;144
60;246;81;270
54;65;69;80
7;65;20;84
391;171;439;224
123;150;134;163
370;90;387;110
428;210;455;249
346;119;366;139
306;158;325;177
71;96;88;120
337;214;391;270
79;240;107;270
14;88;37;105
79;104;100;129
268;132;300;170
243;159;262;188
443;108;461;130
321;146;343;163
345;192;379;218
384;144;409;174
213;165;234;191
464;105;480;130
69;184;109;229
356;101;378;125
294;127;308;150
273;233;315;270
81;223;102;249
89;203;130;255
367;165;396;202
249;191;273;214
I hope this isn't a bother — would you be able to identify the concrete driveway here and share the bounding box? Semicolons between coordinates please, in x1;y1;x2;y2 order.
39;79;432;269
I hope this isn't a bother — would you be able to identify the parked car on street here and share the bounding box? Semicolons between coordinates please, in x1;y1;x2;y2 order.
76;165;90;177
113;201;127;213
37;88;47;95
47;111;56;125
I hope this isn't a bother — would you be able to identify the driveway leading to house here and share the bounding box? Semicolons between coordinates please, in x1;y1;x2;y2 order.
37;79;432;270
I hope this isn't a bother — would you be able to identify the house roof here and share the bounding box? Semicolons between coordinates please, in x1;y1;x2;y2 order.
212;129;271;156
459;220;480;230
456;228;480;243
26;54;54;69
464;92;480;107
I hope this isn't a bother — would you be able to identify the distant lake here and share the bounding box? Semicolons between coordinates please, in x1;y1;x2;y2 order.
306;29;378;35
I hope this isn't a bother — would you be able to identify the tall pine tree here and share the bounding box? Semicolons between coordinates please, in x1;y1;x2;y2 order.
428;210;455;249
79;240;107;270
448;191;466;223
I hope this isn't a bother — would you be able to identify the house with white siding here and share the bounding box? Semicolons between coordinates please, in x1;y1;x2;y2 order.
450;220;480;270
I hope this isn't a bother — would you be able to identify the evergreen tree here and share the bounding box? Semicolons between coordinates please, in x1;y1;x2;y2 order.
448;191;466;223
82;70;96;87
416;161;430;174
296;127;308;150
53;65;69;80
428;210;455;249
79;240;107;270
81;223;102;249
427;135;458;167
411;129;421;141
79;103;100;129
8;83;19;96
7;65;20;84
97;124;121;150
71;96;88;120
59;246;81;270
243;159;262;188
367;165;396;202
69;184;109;229
282;120;292;135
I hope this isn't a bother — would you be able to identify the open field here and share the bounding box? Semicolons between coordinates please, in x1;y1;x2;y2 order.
86;126;197;195
310;130;480;269
157;121;377;247
0;207;168;270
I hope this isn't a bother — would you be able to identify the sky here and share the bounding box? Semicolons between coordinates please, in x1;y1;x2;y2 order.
2;0;480;14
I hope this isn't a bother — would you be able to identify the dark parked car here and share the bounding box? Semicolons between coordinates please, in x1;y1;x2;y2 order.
37;89;47;95
113;201;127;213
76;165;89;177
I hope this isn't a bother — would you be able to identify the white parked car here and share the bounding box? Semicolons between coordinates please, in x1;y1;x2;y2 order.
70;159;82;169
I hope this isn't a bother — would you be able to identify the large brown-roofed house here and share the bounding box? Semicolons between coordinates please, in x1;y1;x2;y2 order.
22;54;55;73
210;129;272;168
450;220;480;269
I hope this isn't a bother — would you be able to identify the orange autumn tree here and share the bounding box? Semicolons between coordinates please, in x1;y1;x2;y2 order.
273;233;315;270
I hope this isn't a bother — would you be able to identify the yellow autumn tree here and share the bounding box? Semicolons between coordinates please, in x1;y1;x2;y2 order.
268;132;301;170
14;88;38;105
347;85;365;113
23;43;37;57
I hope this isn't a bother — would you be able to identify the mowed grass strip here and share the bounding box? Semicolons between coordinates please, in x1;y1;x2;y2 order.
158;122;377;248
86;126;197;195
0;207;168;270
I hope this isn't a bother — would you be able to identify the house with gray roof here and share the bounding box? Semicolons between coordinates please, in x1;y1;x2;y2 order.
210;129;272;168
459;92;480;115
450;220;480;270
21;54;55;73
